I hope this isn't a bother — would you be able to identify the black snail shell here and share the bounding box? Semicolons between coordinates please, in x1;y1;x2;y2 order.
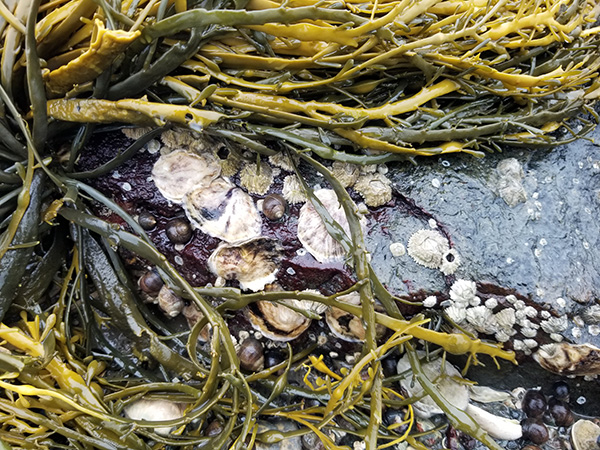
523;389;547;419
139;270;164;294
552;380;570;401
138;211;157;230
521;418;549;445
262;194;287;221
237;337;264;372
166;218;192;244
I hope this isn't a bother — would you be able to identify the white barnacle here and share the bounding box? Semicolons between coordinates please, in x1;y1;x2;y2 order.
495;308;516;330
440;248;461;275
523;339;538;349
495;329;511;342
505;294;517;304
444;305;467;324
268;152;297;172
524;306;538;318
449;279;477;307
423;296;437;308
484;298;498;310
297;189;366;264
331;161;360;188
540;315;569;334
407;229;450;270
583;305;600;324
239;162;274;195
353;172;392;207
389;242;406;257
152;149;221;203
184;177;262;243
282;175;307;204
521;327;538;338
466;305;497;334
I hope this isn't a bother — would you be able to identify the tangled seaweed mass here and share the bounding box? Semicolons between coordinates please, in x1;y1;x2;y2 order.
0;0;599;448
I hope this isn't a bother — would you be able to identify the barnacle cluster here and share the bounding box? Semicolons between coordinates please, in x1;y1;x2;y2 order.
1;0;600;449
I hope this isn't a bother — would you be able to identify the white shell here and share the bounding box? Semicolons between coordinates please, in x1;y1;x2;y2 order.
439;248;461;275
184;178;262;243
572;420;600;450
444;305;467;324
208;237;281;292
152;149;220;203
396;354;469;418
297;189;365;264
407;229;450;269
124;399;185;436
449;279;477;307
494;308;516;330
464;404;522;440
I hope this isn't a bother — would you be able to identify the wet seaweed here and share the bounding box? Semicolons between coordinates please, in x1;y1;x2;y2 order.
0;0;598;449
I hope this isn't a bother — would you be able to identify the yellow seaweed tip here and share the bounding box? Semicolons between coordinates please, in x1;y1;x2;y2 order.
44;19;141;97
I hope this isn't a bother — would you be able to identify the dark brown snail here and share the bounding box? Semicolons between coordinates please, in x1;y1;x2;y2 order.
549;398;574;427
521;418;549;445
237;337;264;372
138;211;157;230
522;389;547;418
552;380;570;401
204;420;223;437
139;270;164;294
166;217;192;244
262;193;287;221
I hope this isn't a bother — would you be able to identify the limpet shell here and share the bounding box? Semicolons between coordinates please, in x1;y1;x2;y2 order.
124;399;186;436
325;292;385;342
152;149;220;203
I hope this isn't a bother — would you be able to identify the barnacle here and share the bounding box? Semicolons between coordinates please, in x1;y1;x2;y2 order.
282;174;307;204
407;229;450;270
239;162;274;195
353;172;393;207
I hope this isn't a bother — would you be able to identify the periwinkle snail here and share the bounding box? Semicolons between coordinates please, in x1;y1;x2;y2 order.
521;418;549;445
138;211;157;230
166;217;192;244
522;389;547;419
237;337;264;372
262;194;287;221
139;270;164;295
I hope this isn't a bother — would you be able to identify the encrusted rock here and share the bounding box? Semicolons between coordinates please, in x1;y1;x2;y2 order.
495;158;527;207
